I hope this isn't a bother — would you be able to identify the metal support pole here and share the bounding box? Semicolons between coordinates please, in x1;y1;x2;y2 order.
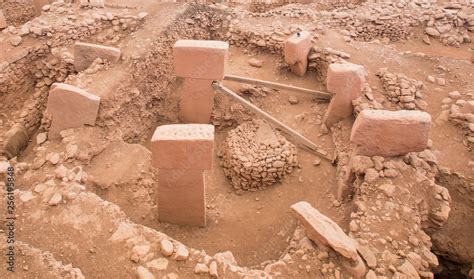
212;81;333;162
224;74;332;101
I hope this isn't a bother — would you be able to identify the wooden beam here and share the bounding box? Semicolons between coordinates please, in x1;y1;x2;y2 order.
224;74;332;101
212;82;333;162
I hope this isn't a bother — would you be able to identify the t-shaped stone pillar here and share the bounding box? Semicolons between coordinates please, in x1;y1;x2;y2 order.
323;63;367;127
173;40;229;124
151;124;214;227
284;31;312;77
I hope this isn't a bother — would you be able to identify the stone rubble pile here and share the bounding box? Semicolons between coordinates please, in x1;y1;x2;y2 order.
445;92;474;147
422;2;473;47
220;120;298;192
352;85;384;116
376;68;428;111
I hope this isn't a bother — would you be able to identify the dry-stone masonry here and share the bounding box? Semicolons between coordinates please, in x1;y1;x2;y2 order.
151;124;214;227
220;120;298;192
351;110;432;157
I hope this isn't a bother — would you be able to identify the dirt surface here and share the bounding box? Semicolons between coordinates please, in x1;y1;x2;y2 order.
0;0;473;278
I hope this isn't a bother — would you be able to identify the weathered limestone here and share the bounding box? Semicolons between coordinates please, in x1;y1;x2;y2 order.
0;10;7;29
46;83;100;137
284;31;312;77
173;40;228;124
74;42;121;72
151;124;214;227
179;78;215;124
323;63;367;127
291;201;366;278
350;110;431;157
173;40;229;80
291;201;358;261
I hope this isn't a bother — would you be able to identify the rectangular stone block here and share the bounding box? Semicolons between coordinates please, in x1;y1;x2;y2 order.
74;42;121;72
179;78;215;124
173;40;229;80
323;63;367;126
157;169;206;227
350;110;431;157
284;31;312;65
151;124;214;170
46;83;100;137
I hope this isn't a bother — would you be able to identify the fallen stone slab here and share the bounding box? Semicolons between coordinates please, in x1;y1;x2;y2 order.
290;201;359;262
179;78;215;124
46;83;100;137
74;42;121;71
151;124;214;170
350;110;431;157
323;63;367;126
173;40;229;80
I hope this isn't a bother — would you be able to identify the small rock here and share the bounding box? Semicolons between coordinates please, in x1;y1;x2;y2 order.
146;258;168;272
364;168;379;183
437;78;446;86
313;159;321;166
49;153;60;165
160;239;174;257
48;193;62;206
136;266;155;279
379;184;396;197
36;133;47;145
174;245;189;261
248;58;263;68
194;263;209;274
209;261;218;277
138;12;149;20
42;5;51;12
10;36;22;46
288;96;299;104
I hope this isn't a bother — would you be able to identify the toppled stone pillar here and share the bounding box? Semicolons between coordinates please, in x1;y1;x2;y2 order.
151;124;214;227
0;10;7;29
350;110;431;157
323;63;367;127
291;201;366;278
173;40;229;124
284;31;312;77
46;83;100;138
74;42;121;71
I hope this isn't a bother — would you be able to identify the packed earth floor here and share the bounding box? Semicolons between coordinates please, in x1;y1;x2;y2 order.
0;0;473;278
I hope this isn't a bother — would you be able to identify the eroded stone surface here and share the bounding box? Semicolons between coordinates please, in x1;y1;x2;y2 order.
74;42;121;71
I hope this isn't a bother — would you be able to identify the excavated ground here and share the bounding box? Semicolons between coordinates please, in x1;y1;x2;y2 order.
0;0;473;278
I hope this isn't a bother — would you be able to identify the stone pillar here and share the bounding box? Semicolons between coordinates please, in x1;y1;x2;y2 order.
46;83;100;138
173;40;229;124
284;31;312;77
323;63;367;127
74;42;121;72
151;124;214;227
350;109;431;157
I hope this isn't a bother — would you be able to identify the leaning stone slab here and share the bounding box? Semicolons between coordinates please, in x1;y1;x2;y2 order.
323;63;367;127
46;83;100;137
151;124;214;170
2;123;28;159
291;201;359;262
350;110;431;157
173;40;229;80
74;42;121;71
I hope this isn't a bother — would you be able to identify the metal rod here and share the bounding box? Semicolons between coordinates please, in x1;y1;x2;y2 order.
224;74;332;101
212;81;333;162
